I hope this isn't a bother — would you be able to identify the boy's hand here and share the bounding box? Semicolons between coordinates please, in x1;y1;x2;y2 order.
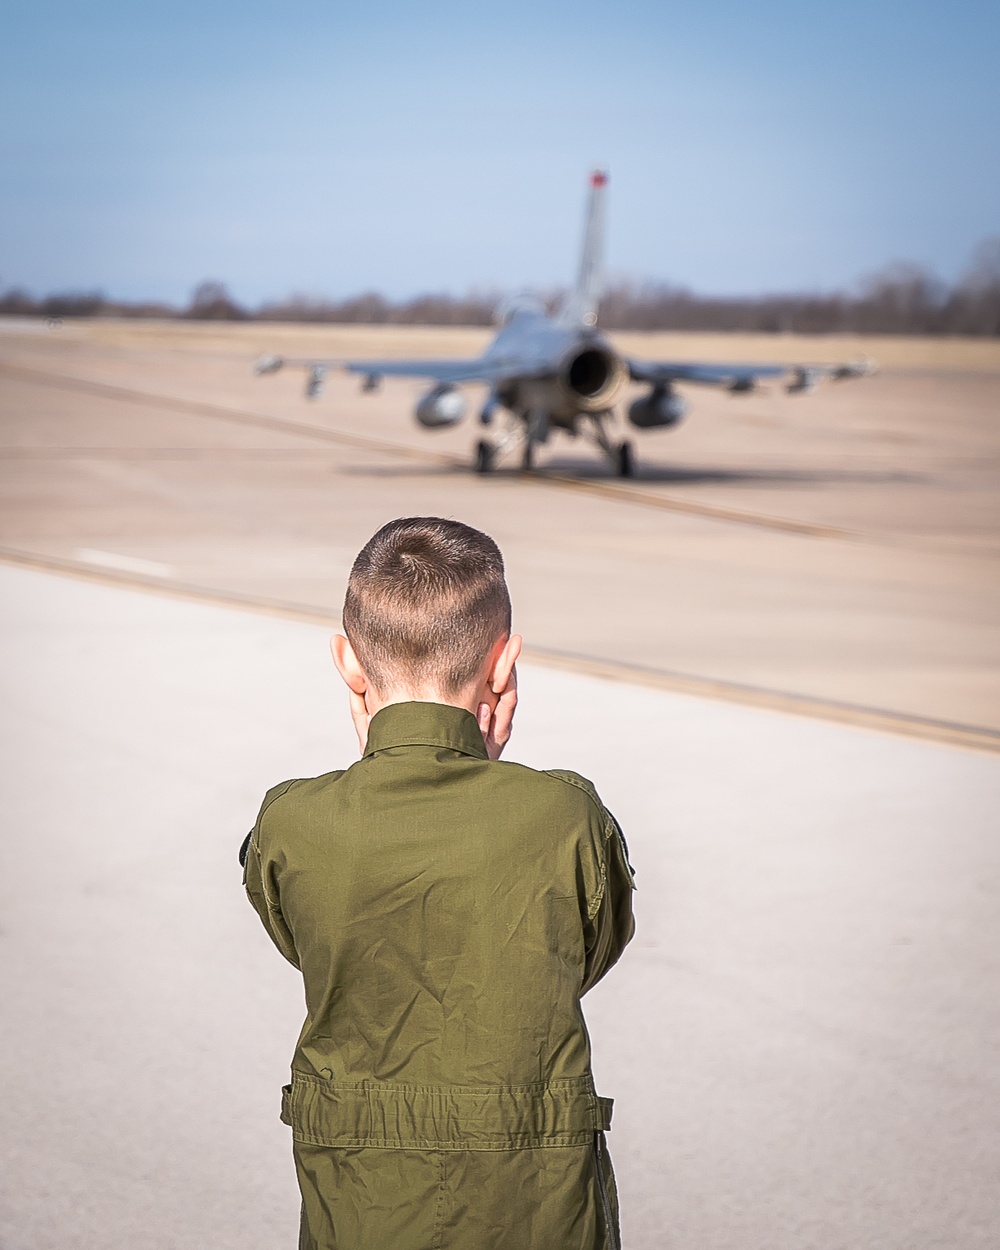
478;665;517;760
348;688;371;755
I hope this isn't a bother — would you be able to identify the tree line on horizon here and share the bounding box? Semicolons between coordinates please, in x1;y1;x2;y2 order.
2;239;998;336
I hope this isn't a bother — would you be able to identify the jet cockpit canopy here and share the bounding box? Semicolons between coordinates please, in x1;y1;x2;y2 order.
494;291;547;327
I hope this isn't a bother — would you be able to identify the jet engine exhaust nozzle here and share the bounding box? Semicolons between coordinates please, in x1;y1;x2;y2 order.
414;386;467;428
560;346;626;412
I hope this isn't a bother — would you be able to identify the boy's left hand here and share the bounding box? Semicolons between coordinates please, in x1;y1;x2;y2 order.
478;665;517;760
348;688;371;755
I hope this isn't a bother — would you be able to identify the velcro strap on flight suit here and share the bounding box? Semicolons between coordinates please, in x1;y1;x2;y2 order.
281;1074;614;1150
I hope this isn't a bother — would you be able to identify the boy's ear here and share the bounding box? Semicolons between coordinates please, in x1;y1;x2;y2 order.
489;633;522;695
330;633;368;695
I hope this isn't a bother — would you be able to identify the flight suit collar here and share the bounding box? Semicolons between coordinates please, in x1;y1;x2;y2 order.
363;701;489;760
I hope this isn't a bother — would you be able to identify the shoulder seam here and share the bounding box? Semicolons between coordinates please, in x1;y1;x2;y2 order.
252;770;350;852
259;777;300;818
542;768;599;806
544;769;616;839
250;777;305;854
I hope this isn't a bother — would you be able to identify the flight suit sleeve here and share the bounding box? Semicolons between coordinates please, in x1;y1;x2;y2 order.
242;781;301;969
581;804;636;994
546;769;636;995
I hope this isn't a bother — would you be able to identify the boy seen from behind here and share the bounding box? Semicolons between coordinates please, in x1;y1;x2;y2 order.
242;516;635;1249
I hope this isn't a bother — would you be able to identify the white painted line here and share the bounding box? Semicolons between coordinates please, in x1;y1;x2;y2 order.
0;317;56;334
75;548;174;579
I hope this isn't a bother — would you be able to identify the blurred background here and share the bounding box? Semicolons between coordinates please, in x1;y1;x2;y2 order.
1;2;998;1248
2;0;999;316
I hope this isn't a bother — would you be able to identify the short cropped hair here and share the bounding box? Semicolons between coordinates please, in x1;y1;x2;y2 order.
343;517;512;697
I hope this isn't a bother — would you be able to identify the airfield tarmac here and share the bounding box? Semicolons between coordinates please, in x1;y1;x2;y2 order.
1;320;999;1249
0;317;998;738
1;563;998;1250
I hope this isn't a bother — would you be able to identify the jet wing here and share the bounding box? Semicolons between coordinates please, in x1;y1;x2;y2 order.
258;355;495;380
628;359;788;387
628;358;875;391
344;357;547;385
255;350;553;402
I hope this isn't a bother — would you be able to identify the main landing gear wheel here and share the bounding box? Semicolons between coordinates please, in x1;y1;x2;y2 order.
475;439;495;473
615;440;634;478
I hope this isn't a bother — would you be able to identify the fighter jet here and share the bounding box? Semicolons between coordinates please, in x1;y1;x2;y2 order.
256;172;873;476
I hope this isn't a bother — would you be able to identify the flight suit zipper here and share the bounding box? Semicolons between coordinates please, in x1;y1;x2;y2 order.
593;1130;620;1250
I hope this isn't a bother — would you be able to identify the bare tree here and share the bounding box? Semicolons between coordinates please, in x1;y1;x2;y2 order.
185;281;248;320
949;238;1000;336
5;240;1000;335
851;263;947;334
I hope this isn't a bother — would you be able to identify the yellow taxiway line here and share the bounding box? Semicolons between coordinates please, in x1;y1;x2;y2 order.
2;544;996;756
0;362;851;539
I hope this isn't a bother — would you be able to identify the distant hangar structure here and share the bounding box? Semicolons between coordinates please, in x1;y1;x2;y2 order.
256;172;873;477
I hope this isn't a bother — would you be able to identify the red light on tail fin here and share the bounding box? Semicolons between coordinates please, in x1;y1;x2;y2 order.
591;170;608;187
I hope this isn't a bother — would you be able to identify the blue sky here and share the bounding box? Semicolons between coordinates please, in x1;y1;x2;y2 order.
1;0;997;304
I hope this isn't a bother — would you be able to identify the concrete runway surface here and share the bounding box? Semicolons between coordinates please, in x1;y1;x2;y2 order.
1;563;998;1250
1;319;999;734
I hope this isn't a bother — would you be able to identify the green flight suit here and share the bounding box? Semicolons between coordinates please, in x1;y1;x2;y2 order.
243;701;635;1250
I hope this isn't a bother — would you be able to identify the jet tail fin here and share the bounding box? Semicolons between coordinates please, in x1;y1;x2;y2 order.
557;170;608;328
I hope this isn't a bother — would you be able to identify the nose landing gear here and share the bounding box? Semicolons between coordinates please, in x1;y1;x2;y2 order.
472;411;636;477
472;411;541;474
475;440;496;474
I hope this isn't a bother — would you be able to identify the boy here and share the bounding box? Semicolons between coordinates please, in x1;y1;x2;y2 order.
242;517;635;1249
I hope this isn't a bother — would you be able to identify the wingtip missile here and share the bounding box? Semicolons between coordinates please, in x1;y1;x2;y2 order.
255;354;284;375
830;357;879;381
